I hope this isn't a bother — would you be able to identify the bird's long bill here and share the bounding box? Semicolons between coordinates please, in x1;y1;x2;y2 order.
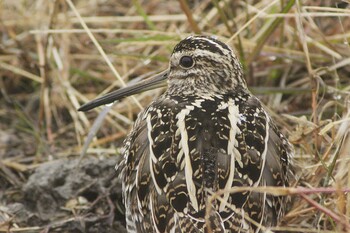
78;70;168;112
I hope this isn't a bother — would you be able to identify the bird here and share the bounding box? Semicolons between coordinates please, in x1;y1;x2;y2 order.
79;35;294;232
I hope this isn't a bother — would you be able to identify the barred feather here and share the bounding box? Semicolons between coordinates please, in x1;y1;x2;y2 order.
114;36;294;232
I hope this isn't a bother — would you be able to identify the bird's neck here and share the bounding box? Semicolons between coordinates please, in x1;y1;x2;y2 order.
164;83;250;104
166;79;247;98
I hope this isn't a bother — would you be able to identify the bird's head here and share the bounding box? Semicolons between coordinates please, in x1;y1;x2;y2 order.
78;36;246;111
167;36;245;95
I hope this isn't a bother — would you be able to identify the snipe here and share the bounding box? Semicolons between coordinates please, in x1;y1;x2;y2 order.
79;36;294;232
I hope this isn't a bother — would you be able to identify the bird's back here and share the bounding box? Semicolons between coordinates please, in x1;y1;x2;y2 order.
119;87;292;232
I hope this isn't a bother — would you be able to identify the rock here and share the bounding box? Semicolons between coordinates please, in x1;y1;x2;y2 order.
18;156;126;232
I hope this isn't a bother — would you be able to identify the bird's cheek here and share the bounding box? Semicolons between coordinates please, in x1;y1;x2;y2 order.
170;59;179;68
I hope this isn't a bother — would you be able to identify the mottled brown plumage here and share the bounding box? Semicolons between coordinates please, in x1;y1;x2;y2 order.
79;36;294;232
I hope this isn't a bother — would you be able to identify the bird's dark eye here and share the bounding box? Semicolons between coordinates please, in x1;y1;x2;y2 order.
179;56;194;68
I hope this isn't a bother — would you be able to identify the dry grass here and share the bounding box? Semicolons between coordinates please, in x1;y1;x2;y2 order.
1;0;350;232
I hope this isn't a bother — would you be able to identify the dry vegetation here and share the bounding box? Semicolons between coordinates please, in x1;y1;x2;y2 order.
1;0;350;232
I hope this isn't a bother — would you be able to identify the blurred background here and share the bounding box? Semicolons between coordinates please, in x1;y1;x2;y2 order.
1;0;350;232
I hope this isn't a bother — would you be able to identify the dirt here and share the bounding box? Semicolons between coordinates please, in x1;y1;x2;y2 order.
1;154;127;233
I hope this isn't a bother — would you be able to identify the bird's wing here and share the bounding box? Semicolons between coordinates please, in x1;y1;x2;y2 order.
236;95;292;228
120;101;180;232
